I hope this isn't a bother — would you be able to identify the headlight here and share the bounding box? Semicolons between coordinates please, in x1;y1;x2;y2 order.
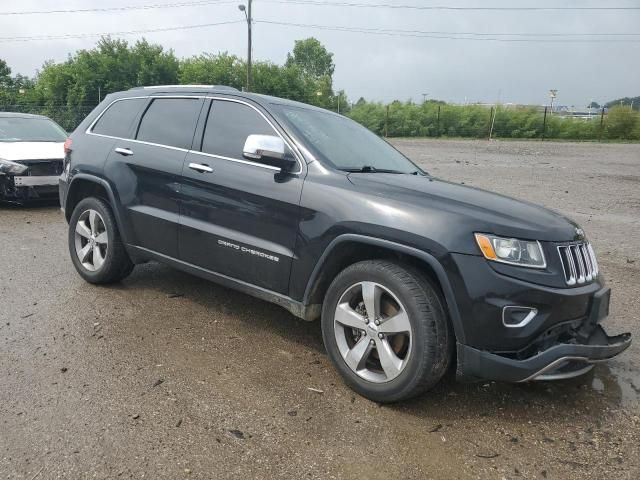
0;158;28;175
475;233;546;268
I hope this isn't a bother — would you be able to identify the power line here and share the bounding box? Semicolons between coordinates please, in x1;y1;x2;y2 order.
264;1;640;11
0;0;234;16
0;20;245;43
5;19;634;44
256;20;640;42
261;22;638;38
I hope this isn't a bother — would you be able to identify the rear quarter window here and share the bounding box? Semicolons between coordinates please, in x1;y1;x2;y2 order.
91;98;146;138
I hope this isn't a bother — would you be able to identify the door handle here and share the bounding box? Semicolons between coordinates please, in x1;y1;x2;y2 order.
115;147;134;156
188;162;213;173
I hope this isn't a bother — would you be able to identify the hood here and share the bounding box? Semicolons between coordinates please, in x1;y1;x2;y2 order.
347;173;580;242
0;142;65;161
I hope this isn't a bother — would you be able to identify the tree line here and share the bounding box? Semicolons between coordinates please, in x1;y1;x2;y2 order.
0;37;346;130
349;100;640;141
1;37;638;140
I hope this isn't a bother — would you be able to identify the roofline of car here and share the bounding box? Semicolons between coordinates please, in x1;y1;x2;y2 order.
106;86;338;116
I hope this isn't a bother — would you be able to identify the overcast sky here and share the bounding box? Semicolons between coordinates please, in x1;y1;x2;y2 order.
1;0;638;106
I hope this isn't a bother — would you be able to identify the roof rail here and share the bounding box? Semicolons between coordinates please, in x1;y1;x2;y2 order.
129;85;239;91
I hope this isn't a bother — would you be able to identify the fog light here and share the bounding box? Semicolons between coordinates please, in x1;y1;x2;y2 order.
502;306;538;328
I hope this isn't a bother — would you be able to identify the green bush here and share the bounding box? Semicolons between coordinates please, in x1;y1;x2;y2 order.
346;101;640;141
606;106;639;139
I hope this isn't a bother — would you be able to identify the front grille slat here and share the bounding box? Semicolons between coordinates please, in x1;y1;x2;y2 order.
558;242;598;286
581;245;593;282
575;247;586;283
588;244;599;277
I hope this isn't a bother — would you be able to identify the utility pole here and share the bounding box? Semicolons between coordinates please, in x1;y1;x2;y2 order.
247;0;252;91
541;106;548;141
598;107;605;142
238;1;252;91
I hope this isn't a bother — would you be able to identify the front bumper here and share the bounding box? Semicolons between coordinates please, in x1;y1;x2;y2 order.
445;251;632;382
0;174;60;202
456;286;632;382
458;325;631;382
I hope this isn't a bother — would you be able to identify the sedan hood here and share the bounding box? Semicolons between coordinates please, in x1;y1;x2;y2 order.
0;142;64;161
348;173;580;242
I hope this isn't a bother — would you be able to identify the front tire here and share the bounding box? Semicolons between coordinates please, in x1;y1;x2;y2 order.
68;197;134;284
321;260;452;403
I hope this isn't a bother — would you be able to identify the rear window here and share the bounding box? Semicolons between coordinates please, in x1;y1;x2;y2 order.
91;98;145;138
136;98;202;150
0;117;67;142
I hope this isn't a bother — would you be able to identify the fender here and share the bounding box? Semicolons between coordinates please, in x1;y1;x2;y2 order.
65;173;129;244
302;234;466;343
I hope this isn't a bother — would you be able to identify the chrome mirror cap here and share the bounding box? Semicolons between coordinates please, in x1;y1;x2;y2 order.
242;134;296;172
243;134;286;161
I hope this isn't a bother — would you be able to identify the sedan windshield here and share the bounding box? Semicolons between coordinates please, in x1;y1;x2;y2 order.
0;117;67;142
272;104;423;174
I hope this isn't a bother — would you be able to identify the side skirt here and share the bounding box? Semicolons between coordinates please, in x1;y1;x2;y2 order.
127;245;320;321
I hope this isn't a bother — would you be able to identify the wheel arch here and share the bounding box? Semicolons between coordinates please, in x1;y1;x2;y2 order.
302;234;465;343
64;174;128;243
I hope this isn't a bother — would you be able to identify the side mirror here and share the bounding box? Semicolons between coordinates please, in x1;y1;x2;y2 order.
243;134;297;172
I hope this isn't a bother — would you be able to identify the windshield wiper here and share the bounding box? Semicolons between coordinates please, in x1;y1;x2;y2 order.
340;166;406;174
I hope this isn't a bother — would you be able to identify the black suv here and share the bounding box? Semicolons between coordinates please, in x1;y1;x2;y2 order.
59;85;631;402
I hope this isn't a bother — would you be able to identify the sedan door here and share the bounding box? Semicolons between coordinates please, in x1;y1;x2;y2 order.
179;98;305;294
104;96;204;258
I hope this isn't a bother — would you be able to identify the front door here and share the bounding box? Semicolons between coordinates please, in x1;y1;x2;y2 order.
179;99;305;294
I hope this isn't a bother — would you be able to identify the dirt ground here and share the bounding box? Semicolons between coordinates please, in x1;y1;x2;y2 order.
1;139;639;479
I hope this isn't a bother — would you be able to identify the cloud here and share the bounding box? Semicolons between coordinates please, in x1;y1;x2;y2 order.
1;0;638;106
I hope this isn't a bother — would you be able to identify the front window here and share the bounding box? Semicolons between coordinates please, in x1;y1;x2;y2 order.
202;100;275;159
0;116;67;142
272;104;422;174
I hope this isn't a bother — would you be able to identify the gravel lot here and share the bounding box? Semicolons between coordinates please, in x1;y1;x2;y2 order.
1;139;639;479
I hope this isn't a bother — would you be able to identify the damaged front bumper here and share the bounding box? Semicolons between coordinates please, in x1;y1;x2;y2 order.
456;287;632;382
1;174;60;202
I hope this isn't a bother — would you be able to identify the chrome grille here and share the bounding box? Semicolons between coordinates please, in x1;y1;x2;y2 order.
557;243;599;286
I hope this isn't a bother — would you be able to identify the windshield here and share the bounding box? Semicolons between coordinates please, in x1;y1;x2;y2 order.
0;117;67;142
272;104;423;174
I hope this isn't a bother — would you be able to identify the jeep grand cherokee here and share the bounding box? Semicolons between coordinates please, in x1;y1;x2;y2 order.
58;85;631;402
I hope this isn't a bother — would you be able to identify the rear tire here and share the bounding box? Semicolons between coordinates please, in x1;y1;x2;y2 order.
68;197;134;284
321;260;452;403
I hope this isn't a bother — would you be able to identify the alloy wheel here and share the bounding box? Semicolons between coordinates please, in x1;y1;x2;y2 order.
74;209;108;272
333;281;413;383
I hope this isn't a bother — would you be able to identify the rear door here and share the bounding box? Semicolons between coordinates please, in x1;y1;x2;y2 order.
104;96;204;258
178;98;305;294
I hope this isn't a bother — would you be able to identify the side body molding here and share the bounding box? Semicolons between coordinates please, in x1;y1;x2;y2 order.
302;234;465;342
